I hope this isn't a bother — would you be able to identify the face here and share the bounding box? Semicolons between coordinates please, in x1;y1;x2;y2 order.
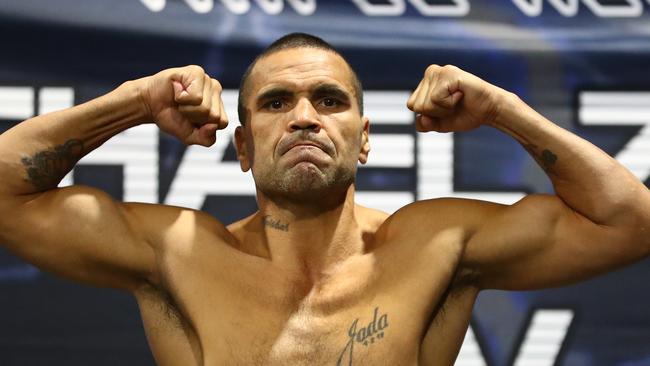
235;48;370;206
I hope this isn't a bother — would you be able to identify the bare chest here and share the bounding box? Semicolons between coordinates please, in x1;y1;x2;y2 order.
262;302;408;366
147;237;465;366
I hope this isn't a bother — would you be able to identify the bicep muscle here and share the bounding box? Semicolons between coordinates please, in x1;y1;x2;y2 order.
463;194;635;290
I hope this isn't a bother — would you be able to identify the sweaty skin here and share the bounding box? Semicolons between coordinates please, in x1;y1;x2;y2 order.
134;201;476;366
0;47;649;366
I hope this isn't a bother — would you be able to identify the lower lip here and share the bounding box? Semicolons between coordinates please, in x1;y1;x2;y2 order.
291;144;319;150
283;146;329;164
285;145;326;155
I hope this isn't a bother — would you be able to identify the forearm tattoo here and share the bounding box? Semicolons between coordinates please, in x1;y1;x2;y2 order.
523;143;558;175
336;307;389;366
21;139;84;191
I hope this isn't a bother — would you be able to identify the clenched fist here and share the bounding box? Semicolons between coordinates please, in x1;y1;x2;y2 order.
406;65;506;133
139;65;228;146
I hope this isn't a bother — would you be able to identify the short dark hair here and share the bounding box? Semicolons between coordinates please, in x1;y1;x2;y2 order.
237;32;364;125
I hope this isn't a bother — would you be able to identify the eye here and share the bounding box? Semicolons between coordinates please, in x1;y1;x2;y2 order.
264;100;285;111
321;98;339;107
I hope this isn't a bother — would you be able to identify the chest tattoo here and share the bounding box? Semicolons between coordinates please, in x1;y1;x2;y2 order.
336;306;389;366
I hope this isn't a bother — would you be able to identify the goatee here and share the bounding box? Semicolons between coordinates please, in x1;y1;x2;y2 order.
259;162;355;208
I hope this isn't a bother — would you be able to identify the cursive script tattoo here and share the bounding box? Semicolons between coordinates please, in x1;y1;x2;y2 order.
336;307;389;366
523;143;558;175
21;139;84;191
262;215;289;232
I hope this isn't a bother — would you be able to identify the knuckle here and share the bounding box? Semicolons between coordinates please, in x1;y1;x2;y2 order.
439;66;451;77
425;64;440;76
212;79;222;91
440;65;460;79
189;64;205;75
406;100;414;109
211;110;222;122
441;64;456;72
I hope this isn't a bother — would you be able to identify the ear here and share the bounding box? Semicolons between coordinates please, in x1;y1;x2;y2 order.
358;116;370;164
234;125;251;172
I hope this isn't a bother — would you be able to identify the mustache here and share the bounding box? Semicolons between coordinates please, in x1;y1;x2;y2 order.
277;131;336;156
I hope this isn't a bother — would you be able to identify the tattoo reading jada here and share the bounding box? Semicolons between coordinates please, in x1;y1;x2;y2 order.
21;139;84;191
336;307;389;366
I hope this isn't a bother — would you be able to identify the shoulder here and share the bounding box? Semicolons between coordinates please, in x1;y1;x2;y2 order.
355;203;390;229
124;202;237;251
388;197;503;226
376;197;506;245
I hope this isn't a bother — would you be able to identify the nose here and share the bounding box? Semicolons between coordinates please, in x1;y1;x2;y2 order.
288;98;321;132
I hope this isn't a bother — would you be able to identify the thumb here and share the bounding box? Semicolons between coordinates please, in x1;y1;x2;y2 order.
173;81;190;102
448;90;464;107
172;69;204;106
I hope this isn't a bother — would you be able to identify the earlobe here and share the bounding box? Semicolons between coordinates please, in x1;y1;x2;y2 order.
234;126;251;172
358;117;370;164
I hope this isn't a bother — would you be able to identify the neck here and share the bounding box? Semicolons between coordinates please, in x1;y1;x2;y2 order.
255;185;364;282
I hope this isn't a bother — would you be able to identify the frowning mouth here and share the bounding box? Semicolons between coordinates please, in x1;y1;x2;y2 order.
277;137;334;167
287;142;321;152
278;133;335;157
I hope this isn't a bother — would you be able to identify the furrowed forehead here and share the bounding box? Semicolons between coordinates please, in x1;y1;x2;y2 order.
250;48;354;93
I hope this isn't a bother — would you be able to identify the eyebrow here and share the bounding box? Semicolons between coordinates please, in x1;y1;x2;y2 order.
255;83;352;105
256;88;293;104
312;84;351;103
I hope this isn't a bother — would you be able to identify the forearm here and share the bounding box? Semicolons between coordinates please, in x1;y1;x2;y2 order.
0;80;148;196
491;92;650;228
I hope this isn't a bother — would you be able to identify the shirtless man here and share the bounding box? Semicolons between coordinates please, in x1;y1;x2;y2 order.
0;33;648;365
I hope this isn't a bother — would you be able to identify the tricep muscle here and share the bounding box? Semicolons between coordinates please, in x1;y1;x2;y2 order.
0;185;157;290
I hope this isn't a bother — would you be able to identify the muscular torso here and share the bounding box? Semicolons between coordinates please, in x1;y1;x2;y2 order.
133;206;479;366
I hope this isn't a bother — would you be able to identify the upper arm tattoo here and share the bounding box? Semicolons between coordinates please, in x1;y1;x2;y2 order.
21;139;84;191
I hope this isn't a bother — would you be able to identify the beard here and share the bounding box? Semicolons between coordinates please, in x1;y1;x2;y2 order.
254;158;356;208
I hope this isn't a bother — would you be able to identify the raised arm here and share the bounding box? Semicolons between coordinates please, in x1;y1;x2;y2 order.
0;65;227;290
406;64;650;290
